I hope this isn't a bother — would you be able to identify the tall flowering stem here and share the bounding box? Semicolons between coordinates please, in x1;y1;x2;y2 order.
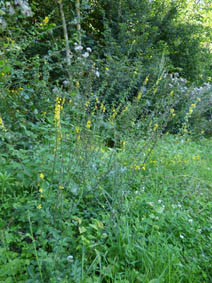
54;97;64;144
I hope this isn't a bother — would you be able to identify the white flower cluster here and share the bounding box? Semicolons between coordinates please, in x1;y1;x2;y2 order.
73;43;100;78
74;43;92;59
0;0;32;28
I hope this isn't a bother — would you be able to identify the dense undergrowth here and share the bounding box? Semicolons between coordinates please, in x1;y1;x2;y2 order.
0;103;212;282
1;1;212;282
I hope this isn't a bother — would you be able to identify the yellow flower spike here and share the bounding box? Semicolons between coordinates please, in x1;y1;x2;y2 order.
142;165;146;171
170;90;174;95
75;127;80;134
43;16;49;25
196;155;200;161
86;120;91;129
137;92;142;101
37;204;42;209
144;76;149;85
77;134;81;141
85;101;90;107
192;156;196;161
0;116;6;131
170;108;175;114
153;123;158;131
40;173;45;179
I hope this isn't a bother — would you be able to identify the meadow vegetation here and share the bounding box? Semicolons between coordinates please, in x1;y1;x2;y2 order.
0;0;212;282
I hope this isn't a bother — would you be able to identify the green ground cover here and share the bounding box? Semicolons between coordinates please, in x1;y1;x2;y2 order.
0;134;211;282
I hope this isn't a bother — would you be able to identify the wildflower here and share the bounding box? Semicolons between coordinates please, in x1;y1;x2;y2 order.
197;98;201;102
86;120;91;129
1;72;5;76
0;115;6;131
100;104;106;112
54;97;62;141
135;165;140;170
37;204;42;209
77;135;81;141
74;43;83;52
196;155;200;160
105;67;109;71
76;81;80;87
39;188;43;193
40;173;44;179
95;70;100;77
67;255;74;263
144;76;149;85
43;16;49;25
170;108;175;114
137;92;142;100
170;90;174;95
86;47;92;52
142;165;146;170
85;100;90;107
180;234;184;239
153;123;158;131
192;156;196;161
82;52;89;58
75;127;79;134
59;185;64;190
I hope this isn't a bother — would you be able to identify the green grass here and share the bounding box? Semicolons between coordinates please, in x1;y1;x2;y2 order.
0;133;212;282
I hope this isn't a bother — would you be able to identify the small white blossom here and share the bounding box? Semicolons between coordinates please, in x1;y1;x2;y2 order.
95;70;100;77
67;255;74;263
74;43;83;52
86;47;92;53
180;234;184;239
82;52;89;58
